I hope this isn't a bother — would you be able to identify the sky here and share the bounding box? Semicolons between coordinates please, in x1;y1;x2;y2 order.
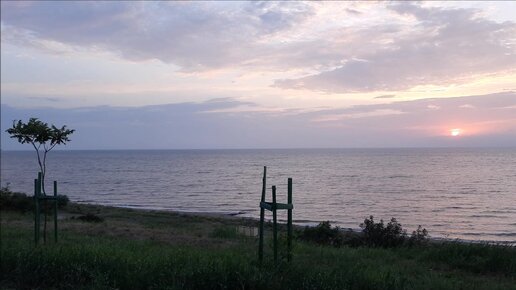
1;1;515;150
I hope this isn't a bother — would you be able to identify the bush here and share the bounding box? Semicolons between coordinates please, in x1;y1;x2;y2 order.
408;225;429;246
360;216;407;248
0;185;33;212
299;221;346;247
56;195;70;208
0;184;69;212
299;217;429;249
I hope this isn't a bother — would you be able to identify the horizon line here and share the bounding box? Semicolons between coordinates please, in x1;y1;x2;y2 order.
2;145;516;152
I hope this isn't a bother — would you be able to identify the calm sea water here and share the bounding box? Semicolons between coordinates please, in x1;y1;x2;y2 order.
2;148;515;242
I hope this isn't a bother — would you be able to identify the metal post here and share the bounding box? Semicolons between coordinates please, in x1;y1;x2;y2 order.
259;166;266;264
54;181;58;243
287;178;293;262
272;185;277;264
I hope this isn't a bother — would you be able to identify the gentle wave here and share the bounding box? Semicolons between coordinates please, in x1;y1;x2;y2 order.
2;148;516;242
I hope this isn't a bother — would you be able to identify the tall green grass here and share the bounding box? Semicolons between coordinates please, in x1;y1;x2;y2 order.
2;224;515;290
422;242;516;275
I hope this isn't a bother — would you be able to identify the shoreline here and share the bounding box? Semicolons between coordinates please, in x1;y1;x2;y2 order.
73;201;516;246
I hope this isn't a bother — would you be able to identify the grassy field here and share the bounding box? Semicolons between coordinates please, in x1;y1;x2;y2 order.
1;203;515;290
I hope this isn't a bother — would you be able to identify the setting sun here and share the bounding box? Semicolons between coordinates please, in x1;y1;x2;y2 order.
450;128;462;136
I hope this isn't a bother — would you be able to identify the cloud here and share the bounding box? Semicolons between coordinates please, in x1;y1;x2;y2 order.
3;0;514;103
459;104;475;109
2;92;515;149
274;3;516;92
345;8;362;15
23;96;61;102
0;2;315;71
300;92;516;140
3;1;514;88
374;94;396;99
303;92;515;117
426;105;440;110
312;109;404;123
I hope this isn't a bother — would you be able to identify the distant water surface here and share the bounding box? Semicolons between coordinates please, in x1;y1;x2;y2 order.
2;148;515;242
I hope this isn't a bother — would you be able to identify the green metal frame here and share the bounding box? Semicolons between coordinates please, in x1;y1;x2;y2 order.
258;166;293;264
34;172;59;245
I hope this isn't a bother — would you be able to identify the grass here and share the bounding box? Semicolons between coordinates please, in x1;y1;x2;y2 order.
1;204;515;290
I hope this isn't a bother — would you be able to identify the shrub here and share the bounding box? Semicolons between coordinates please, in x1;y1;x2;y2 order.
299;221;345;247
408;225;429;246
0;184;70;212
299;217;429;249
56;195;70;208
0;185;33;212
360;216;407;248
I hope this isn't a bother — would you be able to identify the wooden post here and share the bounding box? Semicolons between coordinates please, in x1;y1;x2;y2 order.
258;166;266;264
287;178;293;262
54;181;58;243
258;169;294;264
34;178;40;246
38;172;48;244
272;185;277;264
38;173;43;243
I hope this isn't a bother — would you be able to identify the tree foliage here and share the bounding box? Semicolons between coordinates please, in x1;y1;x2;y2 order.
7;118;74;147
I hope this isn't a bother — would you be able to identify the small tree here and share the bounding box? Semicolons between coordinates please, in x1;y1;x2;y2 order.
6;118;74;242
6;118;75;194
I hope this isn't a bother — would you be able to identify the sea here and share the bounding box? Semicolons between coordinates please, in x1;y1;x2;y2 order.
1;148;515;243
